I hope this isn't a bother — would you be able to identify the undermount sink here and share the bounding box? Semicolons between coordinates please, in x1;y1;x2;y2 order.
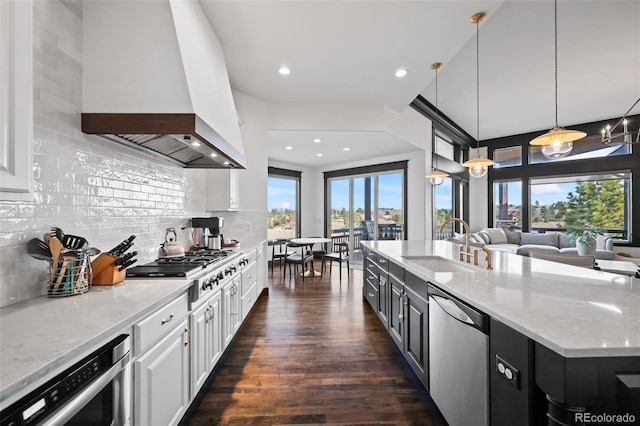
401;256;477;273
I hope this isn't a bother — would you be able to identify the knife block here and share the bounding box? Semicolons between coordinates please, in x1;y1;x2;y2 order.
91;253;126;286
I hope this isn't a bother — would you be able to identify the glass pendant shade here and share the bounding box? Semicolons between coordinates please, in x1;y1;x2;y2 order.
530;127;585;158
462;156;493;178
541;138;573;159
426;169;448;186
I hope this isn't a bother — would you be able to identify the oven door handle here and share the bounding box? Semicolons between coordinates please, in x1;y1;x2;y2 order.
41;351;131;426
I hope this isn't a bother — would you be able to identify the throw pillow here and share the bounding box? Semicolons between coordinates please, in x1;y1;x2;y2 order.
596;233;612;250
505;231;521;245
473;232;490;244
558;233;575;249
520;232;559;247
481;228;508;244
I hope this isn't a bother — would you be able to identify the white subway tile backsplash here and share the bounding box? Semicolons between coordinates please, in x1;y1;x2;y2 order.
0;0;210;307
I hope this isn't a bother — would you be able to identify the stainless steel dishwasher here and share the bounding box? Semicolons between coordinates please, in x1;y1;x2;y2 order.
428;284;489;426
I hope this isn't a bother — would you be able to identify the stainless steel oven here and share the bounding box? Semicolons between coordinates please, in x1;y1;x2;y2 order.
1;334;131;426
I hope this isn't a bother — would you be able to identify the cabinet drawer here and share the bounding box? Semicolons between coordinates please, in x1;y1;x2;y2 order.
364;280;378;309
241;261;257;296
365;264;378;286
135;293;189;354
376;254;389;271
365;257;377;272
242;281;258;317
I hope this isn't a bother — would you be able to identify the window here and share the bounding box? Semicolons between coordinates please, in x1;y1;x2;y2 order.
529;173;630;240
267;167;301;240
493;180;522;230
434;177;454;237
529;138;629;164
494;146;522;168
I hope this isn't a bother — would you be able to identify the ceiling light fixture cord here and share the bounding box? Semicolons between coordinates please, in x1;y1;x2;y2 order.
476;17;480;156
554;0;558;129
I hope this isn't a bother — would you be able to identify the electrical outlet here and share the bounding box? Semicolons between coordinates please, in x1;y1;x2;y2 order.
496;355;520;389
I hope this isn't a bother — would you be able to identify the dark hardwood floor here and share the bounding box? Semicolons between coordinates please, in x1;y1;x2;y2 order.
182;263;447;425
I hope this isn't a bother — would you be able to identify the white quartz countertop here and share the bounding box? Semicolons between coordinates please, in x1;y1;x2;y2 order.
0;240;266;407
364;240;640;358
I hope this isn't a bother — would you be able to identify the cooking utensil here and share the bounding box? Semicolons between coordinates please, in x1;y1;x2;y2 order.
48;237;64;276
27;238;53;261
62;234;88;251
108;235;136;257
86;247;101;256
51;226;65;241
54;258;69;290
43;233;51;245
119;258;137;270
115;251;137;267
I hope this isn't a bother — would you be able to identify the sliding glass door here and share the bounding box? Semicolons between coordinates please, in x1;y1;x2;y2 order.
327;170;404;265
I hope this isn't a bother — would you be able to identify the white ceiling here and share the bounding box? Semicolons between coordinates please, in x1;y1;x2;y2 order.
200;0;640;167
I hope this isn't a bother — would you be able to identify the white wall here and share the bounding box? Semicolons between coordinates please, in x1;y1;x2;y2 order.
468;146;490;232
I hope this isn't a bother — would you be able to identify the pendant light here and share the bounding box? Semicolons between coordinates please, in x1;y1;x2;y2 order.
529;0;586;158
462;12;494;178
425;62;449;186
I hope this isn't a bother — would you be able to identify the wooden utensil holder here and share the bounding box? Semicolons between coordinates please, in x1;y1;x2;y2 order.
91;253;125;286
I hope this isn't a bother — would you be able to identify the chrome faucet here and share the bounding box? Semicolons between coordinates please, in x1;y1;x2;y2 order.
439;217;492;269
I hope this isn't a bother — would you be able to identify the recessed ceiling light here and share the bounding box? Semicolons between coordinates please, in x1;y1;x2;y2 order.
191;141;201;147
313;138;322;143
395;69;407;78
285;146;293;150
210;152;218;157
316;153;323;157
223;161;230;165
343;147;351;151
278;66;291;75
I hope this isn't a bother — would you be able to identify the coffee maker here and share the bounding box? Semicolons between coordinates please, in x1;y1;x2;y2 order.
190;217;224;250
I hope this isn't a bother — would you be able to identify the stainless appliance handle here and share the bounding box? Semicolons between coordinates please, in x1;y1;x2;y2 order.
41;351;131;426
429;294;474;326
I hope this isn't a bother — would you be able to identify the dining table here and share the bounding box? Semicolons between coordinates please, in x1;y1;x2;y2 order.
290;237;331;277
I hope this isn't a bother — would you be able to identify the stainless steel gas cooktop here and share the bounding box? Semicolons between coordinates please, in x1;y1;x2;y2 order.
125;249;235;278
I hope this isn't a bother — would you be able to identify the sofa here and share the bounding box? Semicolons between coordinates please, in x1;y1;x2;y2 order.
451;228;615;260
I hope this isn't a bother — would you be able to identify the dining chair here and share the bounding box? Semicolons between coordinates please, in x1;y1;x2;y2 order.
308;237;328;273
325;241;350;279
529;251;596;268
283;242;315;281
268;239;289;275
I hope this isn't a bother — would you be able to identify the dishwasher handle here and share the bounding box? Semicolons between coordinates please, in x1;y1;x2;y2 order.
428;284;489;334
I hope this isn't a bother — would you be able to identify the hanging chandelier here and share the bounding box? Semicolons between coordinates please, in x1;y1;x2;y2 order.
601;97;640;145
425;62;450;186
462;12;494;178
529;0;586;158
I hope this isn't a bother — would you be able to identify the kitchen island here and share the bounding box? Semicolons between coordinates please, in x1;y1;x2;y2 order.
363;240;640;426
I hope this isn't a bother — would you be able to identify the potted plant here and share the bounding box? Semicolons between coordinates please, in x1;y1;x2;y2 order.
566;227;603;256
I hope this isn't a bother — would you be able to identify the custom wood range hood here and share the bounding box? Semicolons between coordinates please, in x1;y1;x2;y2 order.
81;0;246;169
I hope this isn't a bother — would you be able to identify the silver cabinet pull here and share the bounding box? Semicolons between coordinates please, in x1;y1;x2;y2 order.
161;313;175;325
368;293;375;297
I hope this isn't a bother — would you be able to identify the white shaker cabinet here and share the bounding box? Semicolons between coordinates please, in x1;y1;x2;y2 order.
190;290;222;396
133;293;190;426
134;317;190;426
205;169;240;211
0;0;33;201
256;245;265;293
222;275;242;349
